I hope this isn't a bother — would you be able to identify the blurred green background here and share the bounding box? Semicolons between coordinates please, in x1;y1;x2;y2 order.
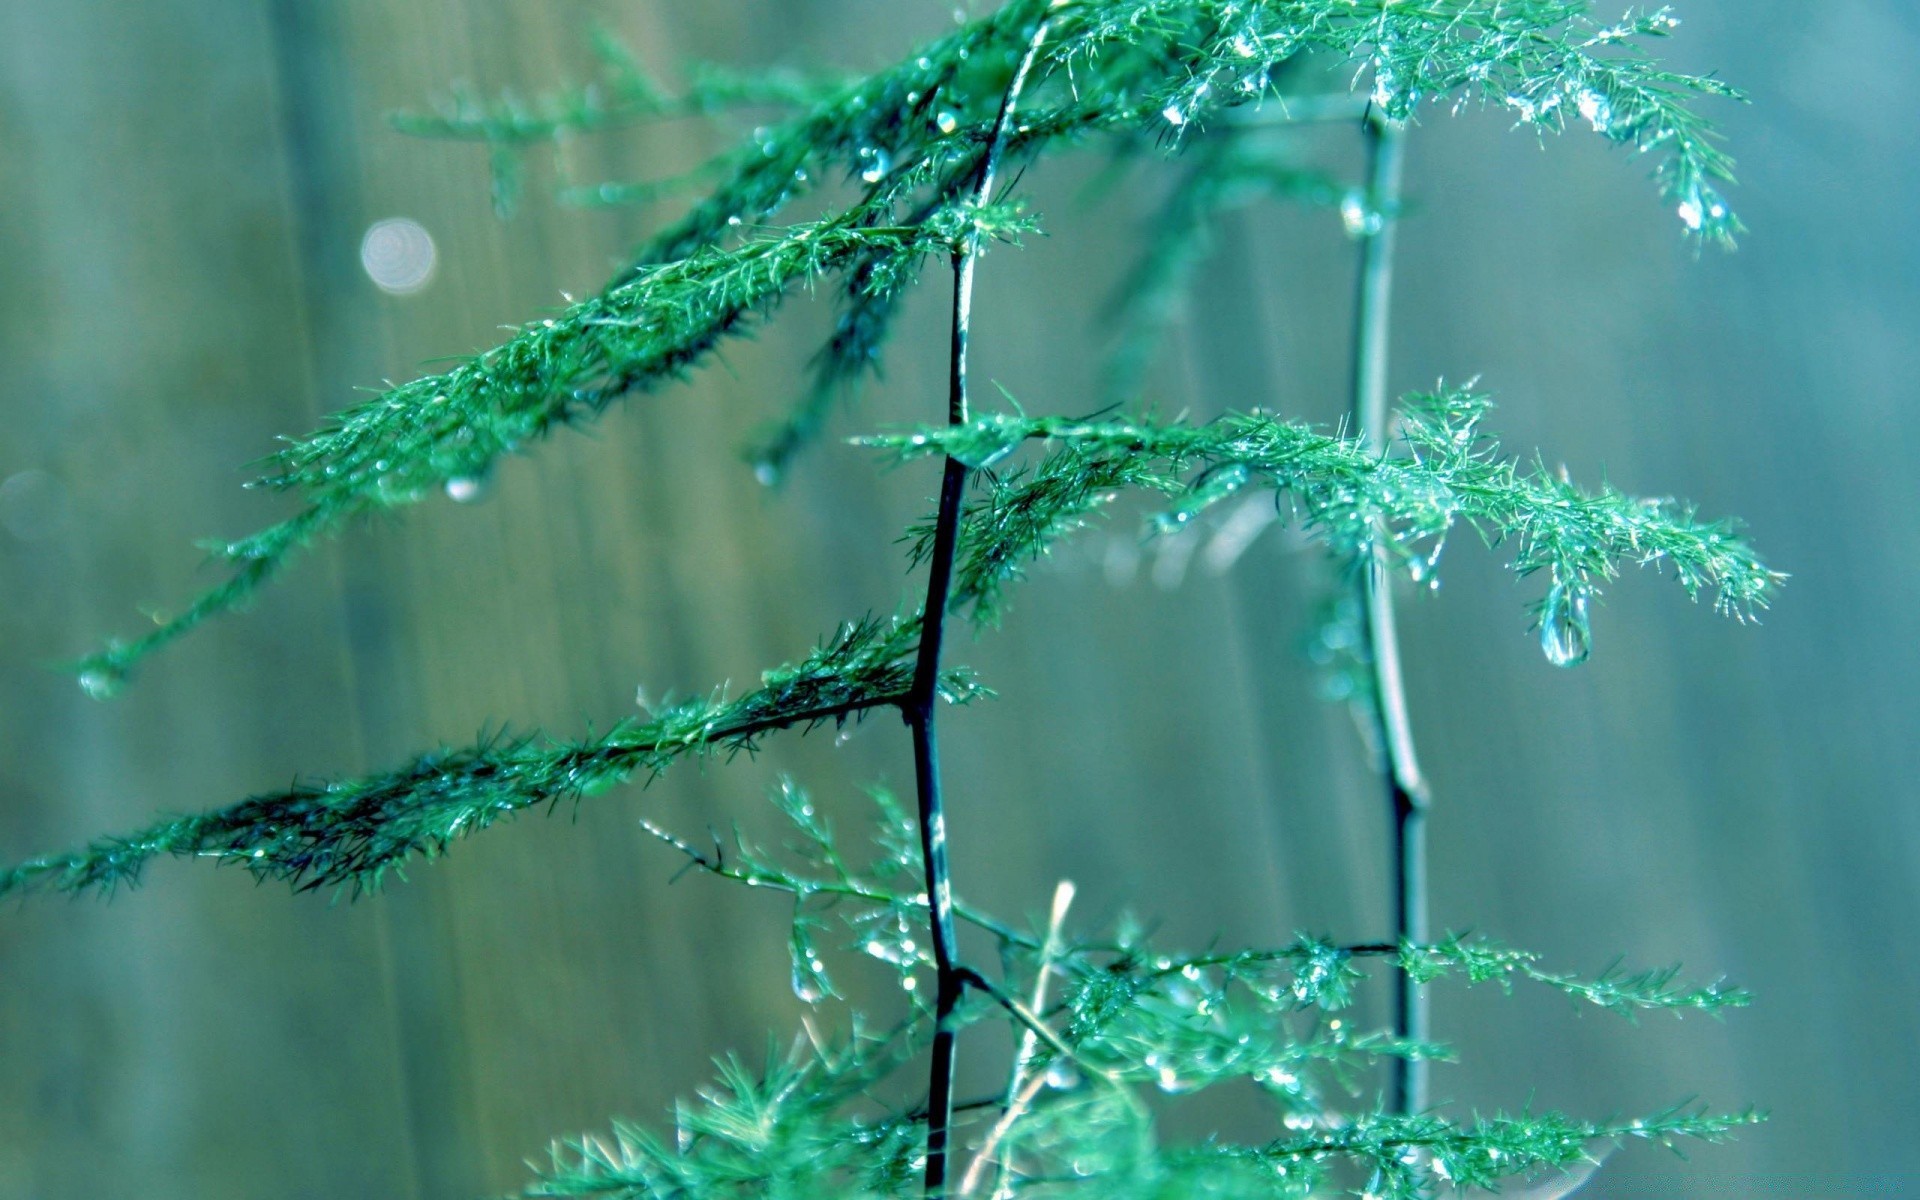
1;2;1913;1197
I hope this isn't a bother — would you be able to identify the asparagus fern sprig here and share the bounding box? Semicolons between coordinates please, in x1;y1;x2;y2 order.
76;0;1748;693
15;619;980;900
509;780;1757;1199
72;204;1031;696
865;388;1783;636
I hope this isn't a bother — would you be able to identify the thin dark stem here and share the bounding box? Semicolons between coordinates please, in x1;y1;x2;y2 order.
1347;113;1432;1116
907;12;1056;1195
1229;93;1374;128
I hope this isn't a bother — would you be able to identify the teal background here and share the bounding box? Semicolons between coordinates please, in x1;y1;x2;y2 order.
1;2;1913;1196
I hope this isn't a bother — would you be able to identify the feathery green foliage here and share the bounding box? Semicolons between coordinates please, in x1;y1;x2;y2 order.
12;1;1778;1195
507;783;1757;1199
71;206;1030;696
868;388;1782;634
10;620;979;900
74;0;1745;690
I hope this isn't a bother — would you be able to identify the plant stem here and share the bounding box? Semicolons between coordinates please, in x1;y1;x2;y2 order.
964;880;1074;1198
906;11;1056;1194
1347;112;1433;1116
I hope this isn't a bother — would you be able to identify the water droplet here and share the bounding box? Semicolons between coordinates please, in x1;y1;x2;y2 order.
1505;88;1561;123
935;111;958;135
444;475;484;503
1044;1058;1081;1090
1148;1053;1197;1094
1676;187;1728;234
789;925;833;1003
1161;103;1187;127
78;667;121;699
726;214;743;227
1340;190;1383;238
1370;67;1399;115
1408;531;1447;587
857;146;892;184
790;951;831;1004
1540;582;1593;668
1576;87;1614;134
1259;1065;1300;1092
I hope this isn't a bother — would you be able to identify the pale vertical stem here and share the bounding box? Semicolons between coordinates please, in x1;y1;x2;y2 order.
907;11;1056;1194
1346;113;1432;1116
959;879;1075;1198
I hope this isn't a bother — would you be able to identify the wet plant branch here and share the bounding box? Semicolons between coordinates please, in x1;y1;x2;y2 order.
906;10;1056;1193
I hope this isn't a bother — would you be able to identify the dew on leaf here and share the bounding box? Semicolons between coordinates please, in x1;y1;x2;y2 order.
1576;87;1614;134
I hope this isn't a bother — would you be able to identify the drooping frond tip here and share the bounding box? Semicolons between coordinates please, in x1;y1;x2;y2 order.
16;619;981;900
864;386;1783;647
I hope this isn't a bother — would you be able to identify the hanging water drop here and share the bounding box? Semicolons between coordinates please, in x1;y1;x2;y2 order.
444;475;485;503
1540;582;1593;668
935;110;959;135
1044;1057;1081;1090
